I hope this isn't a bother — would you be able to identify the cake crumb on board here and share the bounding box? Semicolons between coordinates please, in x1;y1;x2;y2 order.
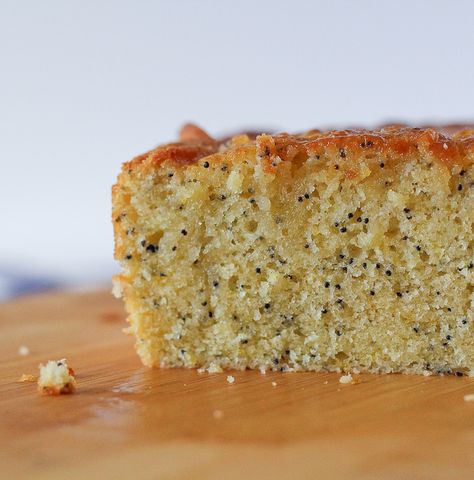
339;373;360;385
37;359;76;395
19;374;36;382
207;363;223;373
464;394;474;402
18;345;30;356
213;409;224;419
271;381;277;387
198;363;223;374
339;373;353;384
226;375;235;384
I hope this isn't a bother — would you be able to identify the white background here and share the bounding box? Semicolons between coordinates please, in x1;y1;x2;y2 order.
1;0;473;295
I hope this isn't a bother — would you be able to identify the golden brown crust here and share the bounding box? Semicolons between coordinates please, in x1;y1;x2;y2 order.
127;142;218;170
260;126;474;173
121;124;474;175
179;123;217;144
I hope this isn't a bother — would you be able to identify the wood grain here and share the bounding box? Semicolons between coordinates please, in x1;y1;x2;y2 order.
0;289;473;479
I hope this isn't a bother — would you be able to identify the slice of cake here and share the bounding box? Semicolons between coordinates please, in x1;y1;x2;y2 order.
112;124;474;376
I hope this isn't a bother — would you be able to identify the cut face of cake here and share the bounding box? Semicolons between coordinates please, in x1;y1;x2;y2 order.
112;124;474;376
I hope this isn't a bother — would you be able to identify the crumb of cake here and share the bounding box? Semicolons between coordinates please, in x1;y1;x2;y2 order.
271;381;277;387
18;345;30;356
464;394;474;402
37;359;76;395
339;373;353;384
19;374;36;382
226;375;235;384
198;364;224;374
259;367;267;375
324;380;329;385
207;363;223;374
213;409;224;419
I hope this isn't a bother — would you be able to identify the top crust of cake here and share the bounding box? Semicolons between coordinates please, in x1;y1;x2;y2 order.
122;124;474;176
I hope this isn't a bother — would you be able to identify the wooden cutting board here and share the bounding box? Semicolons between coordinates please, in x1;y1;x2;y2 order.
1;289;473;479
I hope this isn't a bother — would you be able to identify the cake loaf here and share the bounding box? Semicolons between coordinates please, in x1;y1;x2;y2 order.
112;124;474;376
